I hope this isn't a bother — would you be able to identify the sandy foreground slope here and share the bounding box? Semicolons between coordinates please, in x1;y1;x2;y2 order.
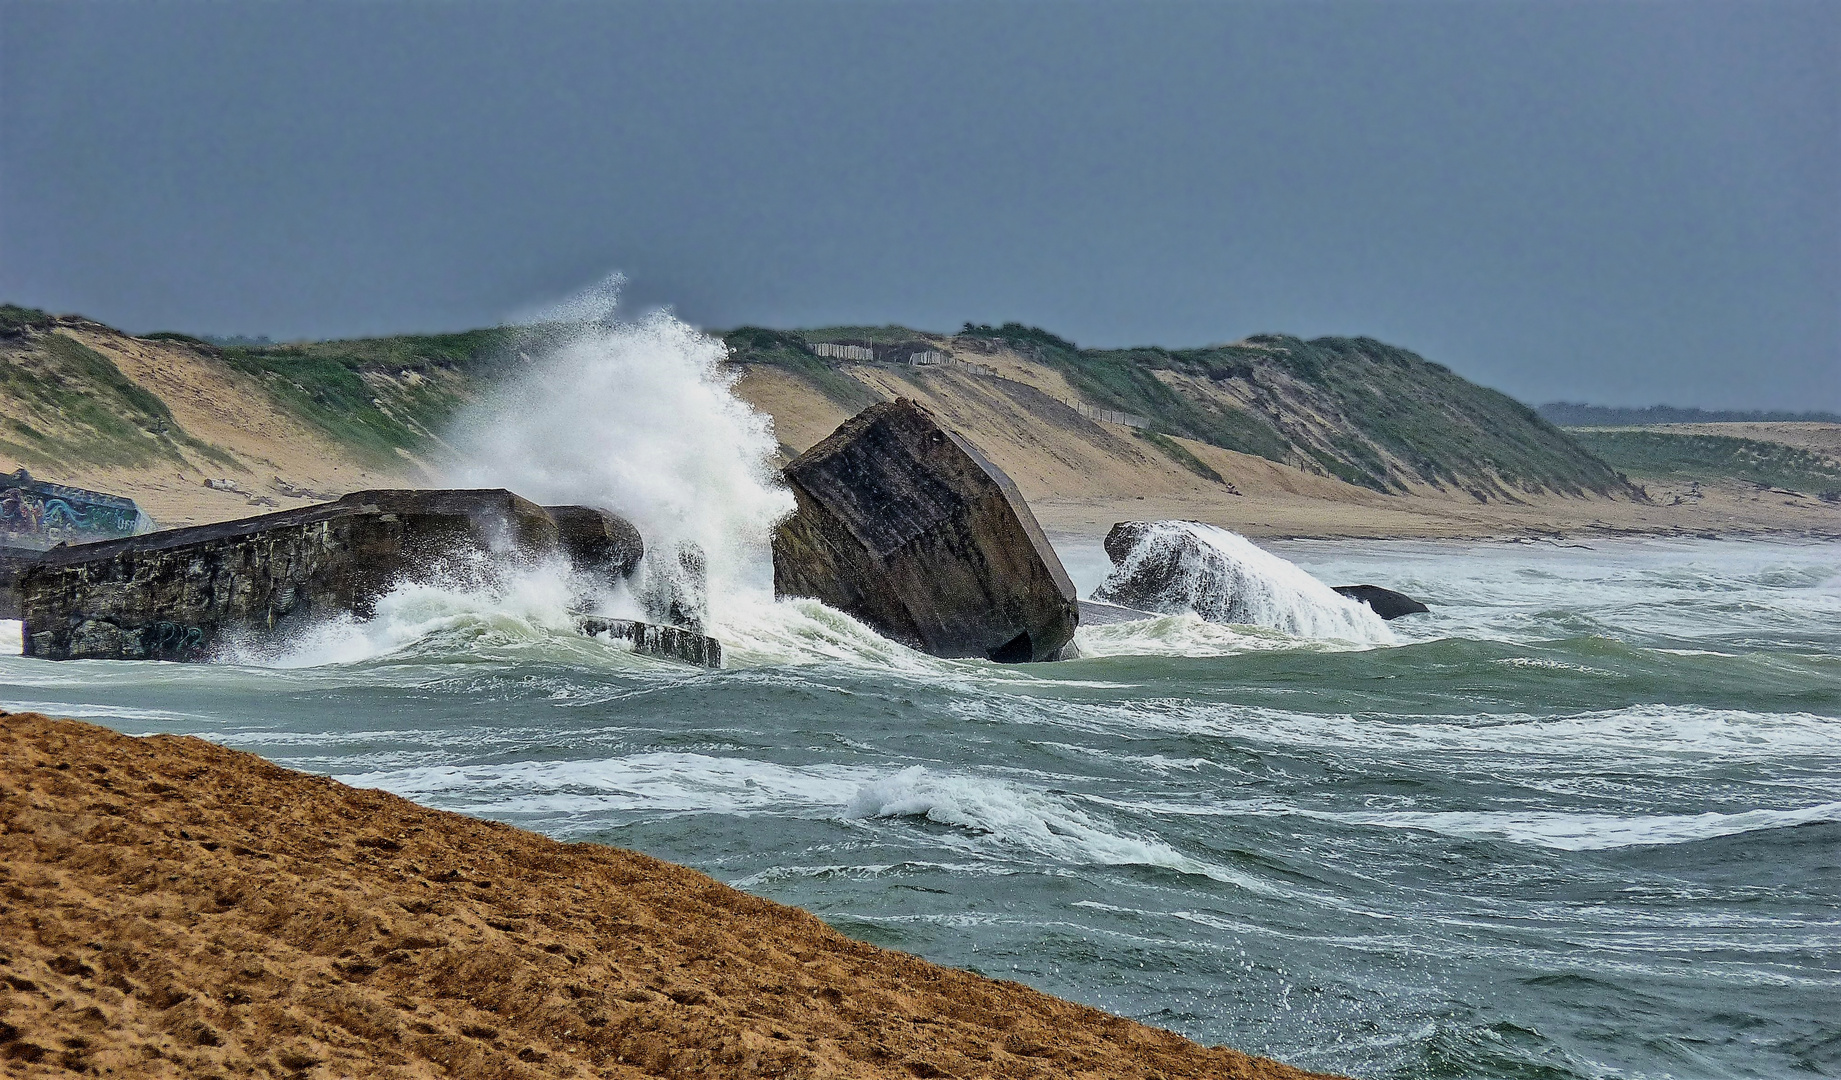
0;713;1336;1080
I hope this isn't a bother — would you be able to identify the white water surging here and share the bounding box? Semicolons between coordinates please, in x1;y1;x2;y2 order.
449;278;794;627
1096;521;1391;643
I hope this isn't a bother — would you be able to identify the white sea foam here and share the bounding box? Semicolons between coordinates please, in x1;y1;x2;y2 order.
342;752;875;818
448;275;794;627
1095;521;1392;643
0;620;20;656
236;557;603;668
1107;702;1841;762
1321;800;1841;851
845;765;1244;882
341;749;1252;881
714;596;941;671
1073;612;1374;658
1086;790;1841;851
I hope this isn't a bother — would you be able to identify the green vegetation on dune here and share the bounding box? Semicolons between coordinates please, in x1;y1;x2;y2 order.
957;325;1625;499
1134;430;1226;485
721;327;882;410
0;305;56;335
727;317;1623;500
1;304;1633;504
213;327;531;466
797;325;941;345
1568;430;1841;498
1542;403;1841;426
0;332;230;468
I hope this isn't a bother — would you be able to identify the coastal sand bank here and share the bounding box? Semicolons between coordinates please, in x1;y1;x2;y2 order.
0;712;1335;1080
7;318;1835;541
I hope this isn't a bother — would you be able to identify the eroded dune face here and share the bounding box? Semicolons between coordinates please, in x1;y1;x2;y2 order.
0;712;1334;1080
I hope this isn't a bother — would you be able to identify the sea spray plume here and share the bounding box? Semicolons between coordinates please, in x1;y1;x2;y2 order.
1095;520;1391;642
450;280;794;628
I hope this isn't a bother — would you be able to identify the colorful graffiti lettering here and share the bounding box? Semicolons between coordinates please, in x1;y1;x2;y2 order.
0;469;143;547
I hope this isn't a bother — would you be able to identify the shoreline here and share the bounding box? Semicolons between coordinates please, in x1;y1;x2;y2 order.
0;711;1338;1080
1030;488;1841;545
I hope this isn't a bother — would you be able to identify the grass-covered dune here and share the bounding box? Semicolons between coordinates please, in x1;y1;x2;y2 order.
1568;429;1841;500
3;302;1629;512
731;321;1631;502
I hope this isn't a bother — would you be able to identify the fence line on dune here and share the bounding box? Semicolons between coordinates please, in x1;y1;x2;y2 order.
809;342;875;361
1065;400;1150;429
907;353;998;377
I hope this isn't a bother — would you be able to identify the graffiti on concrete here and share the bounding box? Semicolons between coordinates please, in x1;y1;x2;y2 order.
0;469;146;548
142;620;207;661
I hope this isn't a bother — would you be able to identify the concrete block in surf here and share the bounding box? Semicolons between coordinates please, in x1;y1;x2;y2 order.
1095;520;1425;634
772;398;1078;662
18;489;723;667
1329;584;1429;620
1;469;145;549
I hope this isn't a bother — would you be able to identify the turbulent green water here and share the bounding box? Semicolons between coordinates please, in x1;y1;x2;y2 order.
4;535;1837;1080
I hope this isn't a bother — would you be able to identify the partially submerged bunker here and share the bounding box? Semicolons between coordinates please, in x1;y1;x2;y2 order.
772;399;1079;662
18;489;720;666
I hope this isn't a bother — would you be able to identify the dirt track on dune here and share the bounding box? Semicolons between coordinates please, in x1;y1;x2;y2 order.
0;713;1336;1080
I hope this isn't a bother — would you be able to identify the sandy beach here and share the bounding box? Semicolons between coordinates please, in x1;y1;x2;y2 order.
0;712;1336;1080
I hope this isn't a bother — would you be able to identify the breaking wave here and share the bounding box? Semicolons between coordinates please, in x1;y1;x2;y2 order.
448;275;794;626
1095;521;1391;643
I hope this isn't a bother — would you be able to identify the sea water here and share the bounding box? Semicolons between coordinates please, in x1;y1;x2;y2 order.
5;535;1836;1079
2;303;1836;1079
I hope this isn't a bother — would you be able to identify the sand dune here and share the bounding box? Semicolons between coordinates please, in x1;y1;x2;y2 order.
0;712;1334;1080
6;317;1838;540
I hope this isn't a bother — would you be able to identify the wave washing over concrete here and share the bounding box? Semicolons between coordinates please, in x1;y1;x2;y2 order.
1095;520;1392;642
449;278;794;624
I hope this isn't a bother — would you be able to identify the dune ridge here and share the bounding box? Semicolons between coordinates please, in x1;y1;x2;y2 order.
0;712;1335;1080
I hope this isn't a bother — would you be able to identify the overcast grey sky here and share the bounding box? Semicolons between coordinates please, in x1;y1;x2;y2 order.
2;1;1835;409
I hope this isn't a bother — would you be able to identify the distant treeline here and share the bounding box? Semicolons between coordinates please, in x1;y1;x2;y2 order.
1540;403;1841;426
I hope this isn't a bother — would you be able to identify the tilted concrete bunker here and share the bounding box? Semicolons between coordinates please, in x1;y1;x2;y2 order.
772;399;1078;662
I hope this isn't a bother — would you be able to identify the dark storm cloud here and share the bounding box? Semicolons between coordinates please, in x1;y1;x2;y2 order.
1;0;1835;409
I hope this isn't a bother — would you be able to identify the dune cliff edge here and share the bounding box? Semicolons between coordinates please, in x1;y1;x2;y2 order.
0;713;1337;1080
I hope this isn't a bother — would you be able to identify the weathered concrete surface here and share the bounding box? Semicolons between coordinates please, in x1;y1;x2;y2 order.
18;490;719;666
1330;584;1429;619
20;489;556;662
547;505;645;581
772;399;1077;662
577;616;722;668
0;545;42;620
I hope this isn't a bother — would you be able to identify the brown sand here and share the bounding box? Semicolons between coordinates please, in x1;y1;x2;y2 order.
735;363;1841;541
11;320;1837;541
0;326;414;529
0;713;1336;1080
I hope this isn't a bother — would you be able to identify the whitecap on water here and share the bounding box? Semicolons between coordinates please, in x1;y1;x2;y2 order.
1108;702;1841;762
845;764;1257;885
1319;800;1841;851
338;752;877;820
1074;611;1376;659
